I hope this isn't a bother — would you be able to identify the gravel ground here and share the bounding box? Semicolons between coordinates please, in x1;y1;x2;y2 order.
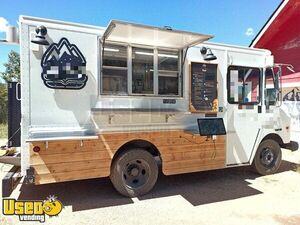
0;136;300;225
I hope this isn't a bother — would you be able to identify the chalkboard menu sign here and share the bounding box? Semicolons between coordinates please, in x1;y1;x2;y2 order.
190;62;217;112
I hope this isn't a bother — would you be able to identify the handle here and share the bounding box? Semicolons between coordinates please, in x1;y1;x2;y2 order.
16;82;21;101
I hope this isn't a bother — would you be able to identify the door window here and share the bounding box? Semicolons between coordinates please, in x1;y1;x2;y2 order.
227;66;261;104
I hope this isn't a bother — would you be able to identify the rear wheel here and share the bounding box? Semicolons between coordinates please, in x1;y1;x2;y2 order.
252;139;282;175
110;149;158;197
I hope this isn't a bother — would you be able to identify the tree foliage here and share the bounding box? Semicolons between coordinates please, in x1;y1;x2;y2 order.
0;83;8;123
0;50;20;123
1;50;20;82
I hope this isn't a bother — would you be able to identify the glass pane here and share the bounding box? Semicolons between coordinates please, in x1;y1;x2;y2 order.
265;68;275;88
228;67;260;104
103;44;127;67
159;77;178;95
102;68;127;94
102;44;128;94
265;68;276;105
158;50;179;71
244;68;260;103
229;69;239;102
132;47;154;94
158;49;179;95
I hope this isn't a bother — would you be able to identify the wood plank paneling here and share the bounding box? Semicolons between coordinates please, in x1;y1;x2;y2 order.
35;168;110;184
164;157;224;170
30;141;120;155
164;163;225;175
158;143;225;153
30;150;111;165
29;130;226;184
162;148;225;162
30;138;113;184
33;159;110;175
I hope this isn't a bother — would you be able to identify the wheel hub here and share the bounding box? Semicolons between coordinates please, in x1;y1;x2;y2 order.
123;159;150;189
130;167;139;177
261;148;274;166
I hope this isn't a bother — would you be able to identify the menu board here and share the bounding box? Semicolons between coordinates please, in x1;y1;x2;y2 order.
190;62;217;112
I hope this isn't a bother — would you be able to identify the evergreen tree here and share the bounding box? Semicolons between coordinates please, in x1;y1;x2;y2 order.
0;50;20;123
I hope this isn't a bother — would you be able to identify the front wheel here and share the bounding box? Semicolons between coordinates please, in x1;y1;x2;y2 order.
110;149;158;197
252;139;282;175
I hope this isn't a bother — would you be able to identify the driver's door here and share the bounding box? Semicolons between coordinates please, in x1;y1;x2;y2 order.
226;66;262;165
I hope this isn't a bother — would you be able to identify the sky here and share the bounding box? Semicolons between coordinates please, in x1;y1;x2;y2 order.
0;0;282;79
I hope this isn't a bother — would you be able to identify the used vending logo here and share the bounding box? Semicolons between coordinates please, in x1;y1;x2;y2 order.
41;37;88;89
3;195;63;223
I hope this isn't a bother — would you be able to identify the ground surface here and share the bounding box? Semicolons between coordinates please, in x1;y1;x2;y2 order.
0;124;7;139
0;134;299;225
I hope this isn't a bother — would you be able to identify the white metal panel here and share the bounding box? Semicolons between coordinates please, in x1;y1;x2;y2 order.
20;21;30;175
28;25;99;130
26;135;98;142
103;20;213;49
20;15;104;35
226;107;261;164
227;51;266;68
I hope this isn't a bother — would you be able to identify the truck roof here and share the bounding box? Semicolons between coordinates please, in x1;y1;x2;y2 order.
19;15;271;55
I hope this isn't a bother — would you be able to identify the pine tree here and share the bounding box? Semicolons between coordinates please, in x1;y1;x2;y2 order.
0;50;20;82
0;50;20;124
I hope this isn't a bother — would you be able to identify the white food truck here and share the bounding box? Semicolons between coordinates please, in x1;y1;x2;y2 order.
1;15;298;197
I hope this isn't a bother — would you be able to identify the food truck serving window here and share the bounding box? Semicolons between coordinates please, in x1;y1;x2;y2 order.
102;44;180;96
101;20;213;96
227;66;261;104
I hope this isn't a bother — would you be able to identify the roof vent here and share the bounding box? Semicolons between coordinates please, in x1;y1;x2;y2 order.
163;26;172;30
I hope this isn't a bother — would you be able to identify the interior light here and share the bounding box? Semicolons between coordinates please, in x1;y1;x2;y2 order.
158;54;178;58
135;51;154;56
104;48;119;52
135;51;178;58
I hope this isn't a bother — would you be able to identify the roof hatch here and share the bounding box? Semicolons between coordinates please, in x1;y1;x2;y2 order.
102;20;213;49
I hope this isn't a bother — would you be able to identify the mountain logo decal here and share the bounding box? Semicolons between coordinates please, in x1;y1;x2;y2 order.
41;38;88;89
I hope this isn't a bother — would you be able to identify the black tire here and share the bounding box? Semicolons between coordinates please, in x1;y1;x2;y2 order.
252;139;282;175
110;148;158;197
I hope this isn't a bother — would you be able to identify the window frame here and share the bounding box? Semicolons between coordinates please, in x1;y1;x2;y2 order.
227;65;261;105
100;41;182;97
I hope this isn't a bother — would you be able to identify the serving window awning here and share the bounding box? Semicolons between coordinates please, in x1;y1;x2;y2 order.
102;20;213;49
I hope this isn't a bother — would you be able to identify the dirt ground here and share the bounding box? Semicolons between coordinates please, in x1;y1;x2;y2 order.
0;134;300;225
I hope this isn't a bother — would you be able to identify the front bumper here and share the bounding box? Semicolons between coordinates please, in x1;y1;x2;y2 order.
282;141;299;151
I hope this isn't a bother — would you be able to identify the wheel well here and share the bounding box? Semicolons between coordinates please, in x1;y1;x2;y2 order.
112;139;161;162
261;133;284;146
